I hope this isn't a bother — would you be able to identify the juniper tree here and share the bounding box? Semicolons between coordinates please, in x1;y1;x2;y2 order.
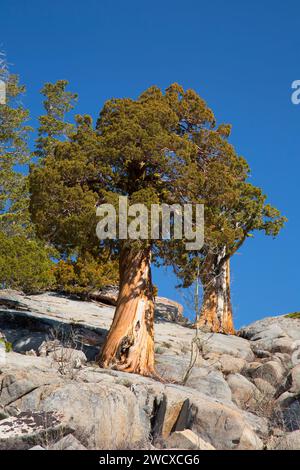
30;83;285;375
169;134;286;334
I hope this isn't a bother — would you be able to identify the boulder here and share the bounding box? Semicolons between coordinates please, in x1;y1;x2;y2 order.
154;297;186;323
219;355;246;375
271;430;300;450
287;364;300;394
253;378;276;397
252;361;286;386
226;373;261;409
0;411;68;450
156;354;191;382
152;387;190;439
185;369;232;403
277;394;300;431
244;362;263;378
50;433;87;450
0;365;60;408
251;324;287;343
166;429;215;450
191;396;264;450
10;382;147;449
240;317;300;341
201;333;254;361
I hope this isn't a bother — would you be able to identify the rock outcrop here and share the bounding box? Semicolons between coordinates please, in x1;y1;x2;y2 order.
1;290;300;450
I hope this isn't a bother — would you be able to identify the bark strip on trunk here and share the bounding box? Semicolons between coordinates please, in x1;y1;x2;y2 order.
99;244;155;376
197;250;234;334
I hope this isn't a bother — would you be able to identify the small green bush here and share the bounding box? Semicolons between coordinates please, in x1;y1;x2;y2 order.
285;312;300;319
0;338;13;352
53;254;118;296
0;231;55;293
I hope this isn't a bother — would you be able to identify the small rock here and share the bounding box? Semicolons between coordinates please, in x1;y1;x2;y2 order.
273;352;292;369
271;430;300;450
50;434;86;450
252;361;285;386
48;348;87;369
242;362;262;379
237;427;264;450
166;429;215;450
29;445;46;450
288;364;300;394
253;378;276;397
38;340;62;357
219;355;246;374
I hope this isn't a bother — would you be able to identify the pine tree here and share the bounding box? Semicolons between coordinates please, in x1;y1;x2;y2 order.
0;57;32;235
0;56;55;292
35;80;77;159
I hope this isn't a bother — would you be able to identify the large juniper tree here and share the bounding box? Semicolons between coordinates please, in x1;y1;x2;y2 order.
171;133;286;334
30;83;285;375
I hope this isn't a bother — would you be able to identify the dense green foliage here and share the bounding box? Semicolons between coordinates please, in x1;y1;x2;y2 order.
0;63;57;292
0;66;32;235
54;254;118;296
0;62;286;298
30;82;286;290
0;232;55;292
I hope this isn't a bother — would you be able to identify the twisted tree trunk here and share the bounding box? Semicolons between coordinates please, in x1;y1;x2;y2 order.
99;244;155;376
197;250;234;334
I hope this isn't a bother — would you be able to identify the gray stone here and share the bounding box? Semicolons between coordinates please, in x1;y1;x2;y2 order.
251;324;287;343
242;362;262;379
156;354;190;382
50;434;87;450
219;355;246;374
186;369;232;402
11;382;147;449
226;373;261;409
0;411;67;449
253;378;276;397
252;361;286;386
166;429;215;450
190;396;263;450
276;393;300;431
288;364;300;394
201;333;254;361
48;347;87;369
271;430;300;450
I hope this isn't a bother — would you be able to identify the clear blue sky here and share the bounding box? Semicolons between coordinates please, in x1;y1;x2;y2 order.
1;0;300;327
